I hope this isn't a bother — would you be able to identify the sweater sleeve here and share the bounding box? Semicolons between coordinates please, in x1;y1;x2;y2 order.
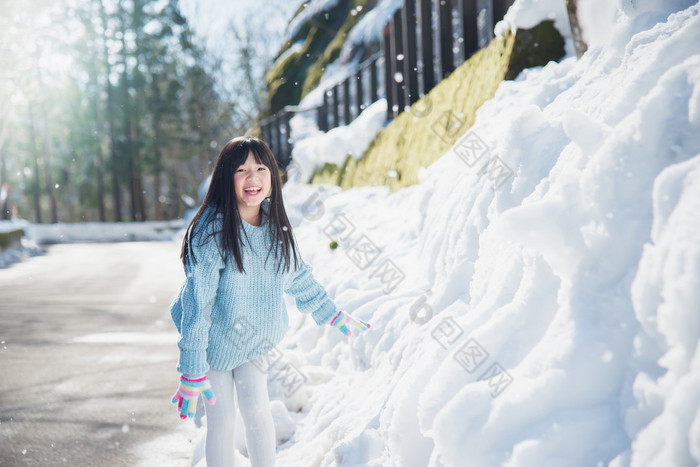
284;257;338;325
177;211;225;375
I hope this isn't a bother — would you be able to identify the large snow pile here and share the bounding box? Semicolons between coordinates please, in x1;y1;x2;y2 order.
260;2;700;466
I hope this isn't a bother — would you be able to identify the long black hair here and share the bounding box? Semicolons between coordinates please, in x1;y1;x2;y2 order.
181;136;300;274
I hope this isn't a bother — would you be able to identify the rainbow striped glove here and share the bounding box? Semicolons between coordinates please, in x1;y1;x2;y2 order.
330;310;370;337
171;374;216;420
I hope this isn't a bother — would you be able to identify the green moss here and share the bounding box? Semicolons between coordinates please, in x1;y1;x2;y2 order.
266;3;354;114
301;0;374;98
265;26;320;113
265;0;375;114
309;160;344;185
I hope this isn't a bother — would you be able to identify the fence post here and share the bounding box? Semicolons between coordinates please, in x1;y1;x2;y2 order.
476;0;494;47
459;0;479;60
272;114;281;160
331;85;340;128
383;23;395;119
266;121;273;149
278;116;286;164
343;78;352;125
355;69;364;115
492;0;513;23
420;0;435;95
402;0;419;105
283;113;292;167
438;0;454;78
318;91;329;132
391;8;406;115
370;57;379;103
260;121;268;146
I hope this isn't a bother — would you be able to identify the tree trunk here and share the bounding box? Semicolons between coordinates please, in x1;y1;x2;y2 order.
150;75;163;221
106;82;123;222
154;171;162;220
93;94;107;222
37;69;59;223
27;102;43;223
152;118;163;221
90;1;107;222
100;0;123;222
566;0;588;58
0;115;9;220
119;13;139;222
130;118;147;221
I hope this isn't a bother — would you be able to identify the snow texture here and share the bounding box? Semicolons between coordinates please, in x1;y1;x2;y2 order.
264;2;700;466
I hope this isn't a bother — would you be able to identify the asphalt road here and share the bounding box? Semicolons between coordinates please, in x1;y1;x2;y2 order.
0;241;193;466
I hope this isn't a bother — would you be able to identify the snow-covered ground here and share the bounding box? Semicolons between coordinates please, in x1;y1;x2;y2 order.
4;0;699;465
23;219;183;244
262;2;700;466
0;219;183;268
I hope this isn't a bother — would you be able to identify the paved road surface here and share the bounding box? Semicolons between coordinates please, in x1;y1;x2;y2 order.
0;241;193;466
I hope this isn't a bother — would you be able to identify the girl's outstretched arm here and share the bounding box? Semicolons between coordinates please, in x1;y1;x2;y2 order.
176;210;225;375
284;259;338;325
284;259;371;336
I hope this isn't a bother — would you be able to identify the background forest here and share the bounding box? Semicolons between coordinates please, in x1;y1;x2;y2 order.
0;0;291;223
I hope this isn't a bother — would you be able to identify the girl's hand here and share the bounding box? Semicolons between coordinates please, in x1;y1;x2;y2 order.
171;374;216;420
330;310;371;337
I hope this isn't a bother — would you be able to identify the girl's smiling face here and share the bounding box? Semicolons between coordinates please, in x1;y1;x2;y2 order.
233;152;272;210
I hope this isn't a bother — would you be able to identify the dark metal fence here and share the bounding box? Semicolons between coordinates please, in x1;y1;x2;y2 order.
260;0;515;169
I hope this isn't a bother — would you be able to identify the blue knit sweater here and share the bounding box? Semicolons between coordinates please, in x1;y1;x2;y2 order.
170;198;337;375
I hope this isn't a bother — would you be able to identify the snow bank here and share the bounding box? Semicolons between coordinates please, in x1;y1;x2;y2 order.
24;220;183;245
0;219;26;234
625;154;700;466
266;3;700;466
1;219;185;267
0;242;42;268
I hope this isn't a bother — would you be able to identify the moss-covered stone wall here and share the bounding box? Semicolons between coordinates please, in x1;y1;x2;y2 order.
308;20;564;191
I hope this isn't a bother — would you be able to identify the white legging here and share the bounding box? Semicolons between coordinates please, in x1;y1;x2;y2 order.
205;362;276;467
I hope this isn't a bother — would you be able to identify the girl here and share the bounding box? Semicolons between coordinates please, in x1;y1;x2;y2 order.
169;136;370;467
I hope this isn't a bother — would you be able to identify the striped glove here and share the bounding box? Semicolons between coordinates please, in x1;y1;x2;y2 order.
330;310;370;337
171;374;216;420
